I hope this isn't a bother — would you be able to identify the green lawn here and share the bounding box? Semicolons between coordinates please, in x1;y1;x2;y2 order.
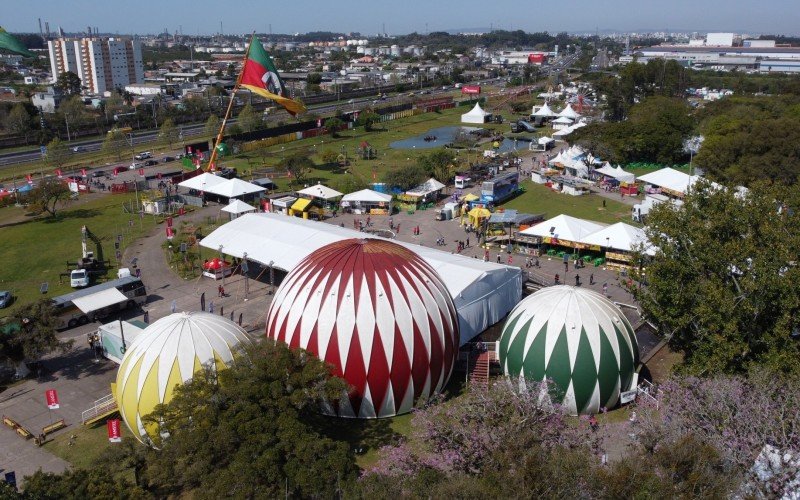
502;181;633;224
223;105;505;193
0;193;158;317
42;421;115;470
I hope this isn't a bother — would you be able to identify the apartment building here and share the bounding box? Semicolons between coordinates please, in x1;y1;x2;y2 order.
48;36;144;95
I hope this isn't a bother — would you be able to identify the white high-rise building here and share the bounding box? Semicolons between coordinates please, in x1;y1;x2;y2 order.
48;37;143;95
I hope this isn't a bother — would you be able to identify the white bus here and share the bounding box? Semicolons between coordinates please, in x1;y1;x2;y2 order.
51;276;148;330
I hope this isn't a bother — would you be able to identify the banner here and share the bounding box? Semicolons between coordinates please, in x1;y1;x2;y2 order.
107;419;122;442
166;216;173;228
45;389;59;409
138;168;144;176
461;85;481;95
166;226;174;239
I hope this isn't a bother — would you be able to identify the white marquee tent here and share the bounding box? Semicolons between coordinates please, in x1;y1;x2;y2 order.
595;163;635;183
580;222;654;254
296;183;343;200
406;177;446;198
200;213;522;345
208;178;266;199
521;214;607;243
635;167;719;196
221;199;257;218
341;188;392;204
178;172;228;192
532;103;556;118
461;103;490;124
558;103;581;120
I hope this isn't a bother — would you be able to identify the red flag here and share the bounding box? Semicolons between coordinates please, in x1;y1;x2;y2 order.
166;226;174;238
81;168;87;177
166;216;173;228
156;172;162;179
55;169;62;178
26;174;33;185
113;168;119;177
209;162;216;171
45;389;59;409
107;419;122;443
138;168;144;176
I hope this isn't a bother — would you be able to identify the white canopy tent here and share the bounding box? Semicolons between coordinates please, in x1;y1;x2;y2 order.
296;183;343;200
178;172;228;192
341;188;392;204
71;288;129;315
580;222;655;255
461;103;490;124
532;103;556;118
595;163;635;183
558;104;581;120
521;214;607;243
200;213;522;345
635;167;715;197
221;199;257;218
206;178;266;198
406;178;446;198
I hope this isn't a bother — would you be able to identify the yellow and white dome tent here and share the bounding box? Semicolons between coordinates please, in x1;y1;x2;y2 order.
113;311;251;444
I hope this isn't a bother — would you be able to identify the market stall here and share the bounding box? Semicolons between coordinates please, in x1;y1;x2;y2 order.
202;257;233;280
340;189;393;215
271;196;297;215
221;199;257;220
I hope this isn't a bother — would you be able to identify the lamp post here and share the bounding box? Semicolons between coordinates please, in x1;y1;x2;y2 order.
269;260;274;295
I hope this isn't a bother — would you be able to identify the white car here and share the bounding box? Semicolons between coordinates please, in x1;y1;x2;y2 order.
129;162;143;170
134;151;152;160
70;269;89;288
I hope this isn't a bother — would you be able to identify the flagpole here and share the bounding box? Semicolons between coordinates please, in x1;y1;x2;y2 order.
206;31;255;172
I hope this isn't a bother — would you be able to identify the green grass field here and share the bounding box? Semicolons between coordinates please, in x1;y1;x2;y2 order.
502;181;633;224
0;193;158;316
42;421;115;470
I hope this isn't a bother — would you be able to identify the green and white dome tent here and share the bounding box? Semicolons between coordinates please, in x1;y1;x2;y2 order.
498;285;639;415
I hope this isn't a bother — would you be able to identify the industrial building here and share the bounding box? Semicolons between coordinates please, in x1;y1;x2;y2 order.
48;36;144;95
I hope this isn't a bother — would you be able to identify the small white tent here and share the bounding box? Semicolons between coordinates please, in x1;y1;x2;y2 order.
532;103;556;118
221;199;257;219
178;172;228;191
461;103;490;124
296;183;343;200
595;163;635;183
521;214;606;243
558;104;580;120
580;222;654;254
207;178;266;199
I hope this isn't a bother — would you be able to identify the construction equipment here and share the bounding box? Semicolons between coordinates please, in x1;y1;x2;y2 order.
66;226;109;287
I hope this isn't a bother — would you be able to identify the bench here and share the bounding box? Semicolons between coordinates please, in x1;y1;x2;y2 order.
42;419;67;436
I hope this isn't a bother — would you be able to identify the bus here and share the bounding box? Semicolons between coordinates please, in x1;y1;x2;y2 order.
480;172;520;205
51;276;147;330
107;126;133;136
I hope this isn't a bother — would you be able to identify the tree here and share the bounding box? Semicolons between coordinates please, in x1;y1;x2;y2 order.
54;71;82;96
132;341;356;498
284;151;315;184
28;176;72;218
356;110;380;132
58;95;87;139
307;72;322;85
324;117;345;138
21;468;146;499
104;92;124;123
383;163;427;191
635;181;800;374
0;300;73;377
4;102;31;143
102;128;129;161
44;137;70;170
204;114;220;137
158;118;179;148
320;150;338;165
236;103;261;133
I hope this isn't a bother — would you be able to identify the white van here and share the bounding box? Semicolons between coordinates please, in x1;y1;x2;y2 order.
70;269;90;288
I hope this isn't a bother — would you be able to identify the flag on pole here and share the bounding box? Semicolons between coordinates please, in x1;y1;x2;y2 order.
25;174;33;185
240;36;306;116
0;27;36;58
55;169;62;178
81;168;87;177
138;168;144;176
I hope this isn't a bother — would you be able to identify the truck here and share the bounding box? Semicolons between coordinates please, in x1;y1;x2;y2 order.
91;319;147;363
510;120;537;133
480;172;520;206
67;226;107;288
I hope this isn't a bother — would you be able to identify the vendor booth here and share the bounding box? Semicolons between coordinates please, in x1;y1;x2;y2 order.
461;103;491;124
288;197;325;220
464;207;491;228
341;189;393;215
221;199;257;220
271;196;297;215
202;257;233;280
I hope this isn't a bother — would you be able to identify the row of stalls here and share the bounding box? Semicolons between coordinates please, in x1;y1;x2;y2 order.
510;213;655;270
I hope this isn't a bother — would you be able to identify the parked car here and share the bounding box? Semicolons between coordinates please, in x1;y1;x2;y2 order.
0;291;11;308
92;170;106;178
129;162;143;170
134;151;152;160
143;159;158;166
72;146;86;153
162;156;175;162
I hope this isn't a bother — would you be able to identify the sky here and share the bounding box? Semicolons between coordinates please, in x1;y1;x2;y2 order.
4;0;799;36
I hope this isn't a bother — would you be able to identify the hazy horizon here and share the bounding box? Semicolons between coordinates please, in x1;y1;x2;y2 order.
4;0;799;37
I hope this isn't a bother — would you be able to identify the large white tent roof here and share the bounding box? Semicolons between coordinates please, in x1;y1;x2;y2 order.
552;116;574;124
580;222;653;254
521;214;606;242
532;103;556;117
636;167;692;194
296;183;343;200
200;213;522;345
461;103;490;123
178;172;228;191
221;199;257;214
207;178;266;198
341;188;392;203
595;163;635;183
406;177;446;197
558;103;580;119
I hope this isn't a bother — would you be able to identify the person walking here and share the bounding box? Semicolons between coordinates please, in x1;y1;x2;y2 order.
575;274;580;286
554;274;560;285
170;299;177;313
589;273;595;285
497;254;501;264
208;300;215;314
602;282;608;296
564;261;569;273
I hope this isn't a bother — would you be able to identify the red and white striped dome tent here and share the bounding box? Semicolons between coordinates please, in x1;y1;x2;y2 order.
266;238;459;418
